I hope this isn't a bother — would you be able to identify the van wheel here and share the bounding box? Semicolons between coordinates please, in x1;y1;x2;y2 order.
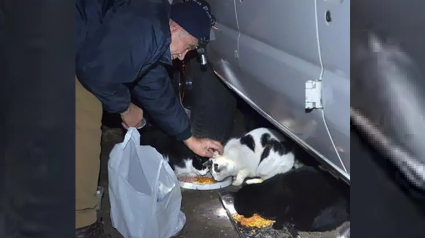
172;56;236;144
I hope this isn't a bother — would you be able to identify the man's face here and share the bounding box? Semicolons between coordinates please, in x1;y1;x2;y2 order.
170;23;199;60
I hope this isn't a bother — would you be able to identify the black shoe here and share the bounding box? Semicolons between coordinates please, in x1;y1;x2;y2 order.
76;221;111;238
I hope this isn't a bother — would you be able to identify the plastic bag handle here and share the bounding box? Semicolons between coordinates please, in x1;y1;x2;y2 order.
121;127;141;148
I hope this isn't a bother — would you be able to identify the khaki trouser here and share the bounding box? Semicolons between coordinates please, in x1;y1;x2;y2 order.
75;78;102;229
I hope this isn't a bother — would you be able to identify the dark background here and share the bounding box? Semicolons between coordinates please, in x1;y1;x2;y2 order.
1;0;75;237
351;0;425;237
1;0;425;237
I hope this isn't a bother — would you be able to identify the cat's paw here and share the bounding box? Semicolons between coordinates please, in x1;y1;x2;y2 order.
197;169;209;176
245;178;264;185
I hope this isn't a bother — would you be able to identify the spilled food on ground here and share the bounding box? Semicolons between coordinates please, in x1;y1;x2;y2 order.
232;213;275;228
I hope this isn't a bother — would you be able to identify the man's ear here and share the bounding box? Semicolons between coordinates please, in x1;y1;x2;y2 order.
169;20;180;33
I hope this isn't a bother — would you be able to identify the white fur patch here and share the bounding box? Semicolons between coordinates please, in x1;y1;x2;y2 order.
293;160;304;169
210;127;298;183
245;178;264;185
165;156;209;177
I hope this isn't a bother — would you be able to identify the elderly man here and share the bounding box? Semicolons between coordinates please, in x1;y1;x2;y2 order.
75;0;221;237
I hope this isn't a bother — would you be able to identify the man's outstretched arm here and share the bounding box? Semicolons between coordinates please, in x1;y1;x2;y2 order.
132;63;223;157
132;63;192;141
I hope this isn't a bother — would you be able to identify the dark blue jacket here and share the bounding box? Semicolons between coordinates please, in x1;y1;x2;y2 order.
76;0;191;140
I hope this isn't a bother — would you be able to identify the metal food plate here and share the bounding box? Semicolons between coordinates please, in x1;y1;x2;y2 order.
178;173;232;190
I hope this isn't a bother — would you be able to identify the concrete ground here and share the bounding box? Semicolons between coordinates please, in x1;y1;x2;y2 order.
98;113;246;238
99;134;239;238
97;112;349;238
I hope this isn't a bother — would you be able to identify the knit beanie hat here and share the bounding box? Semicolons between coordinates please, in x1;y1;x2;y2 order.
170;0;216;44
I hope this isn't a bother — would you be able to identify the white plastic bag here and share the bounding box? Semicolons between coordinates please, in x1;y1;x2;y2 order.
108;128;185;238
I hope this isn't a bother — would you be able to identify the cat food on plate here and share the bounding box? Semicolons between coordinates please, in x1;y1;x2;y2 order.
179;176;216;184
178;173;232;190
232;213;275;228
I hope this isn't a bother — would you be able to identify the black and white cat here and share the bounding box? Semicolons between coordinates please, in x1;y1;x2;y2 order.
210;127;301;186
233;166;349;234
139;124;209;177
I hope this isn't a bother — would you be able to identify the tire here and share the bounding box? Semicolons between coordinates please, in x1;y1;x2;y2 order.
177;57;237;144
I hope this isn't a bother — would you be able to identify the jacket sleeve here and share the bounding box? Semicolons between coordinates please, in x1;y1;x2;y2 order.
75;5;148;114
132;63;192;141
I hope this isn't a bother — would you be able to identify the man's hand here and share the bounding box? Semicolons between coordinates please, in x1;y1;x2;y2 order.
184;137;223;158
120;103;144;129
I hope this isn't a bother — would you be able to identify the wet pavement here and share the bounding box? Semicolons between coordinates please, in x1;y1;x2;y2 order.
97;112;349;238
100;146;239;238
98;117;244;238
173;189;238;238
